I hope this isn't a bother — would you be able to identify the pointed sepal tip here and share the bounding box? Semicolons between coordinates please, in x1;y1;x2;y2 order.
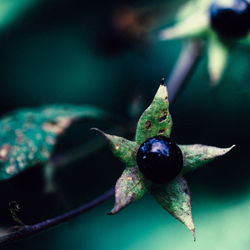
110;166;148;215
91;128;138;166
135;84;172;145
180;144;236;174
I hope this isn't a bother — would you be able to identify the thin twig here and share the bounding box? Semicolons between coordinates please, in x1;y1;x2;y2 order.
0;39;203;246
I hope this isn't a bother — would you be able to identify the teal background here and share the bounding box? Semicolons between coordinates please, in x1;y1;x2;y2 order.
0;0;250;249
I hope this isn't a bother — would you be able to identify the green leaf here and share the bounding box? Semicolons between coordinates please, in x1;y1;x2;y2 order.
179;144;235;174
109;166;148;214
208;34;229;85
92;129;138;166
135;83;172;145
0;104;110;180
152;176;195;240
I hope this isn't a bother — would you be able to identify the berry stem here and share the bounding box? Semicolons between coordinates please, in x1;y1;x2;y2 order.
168;40;204;103
0;39;203;247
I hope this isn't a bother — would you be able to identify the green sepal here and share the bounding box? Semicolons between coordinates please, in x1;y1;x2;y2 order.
109;166;149;214
179;144;235;174
176;0;211;21
208;34;229;85
92;129;138;166
135;83;172;145
0;105;110;180
159;12;209;41
151;176;195;240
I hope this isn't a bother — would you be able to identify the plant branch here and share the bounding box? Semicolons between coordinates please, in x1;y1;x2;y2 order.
0;39;203;246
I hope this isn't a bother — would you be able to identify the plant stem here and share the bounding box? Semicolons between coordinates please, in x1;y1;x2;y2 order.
0;188;115;246
167;40;204;103
0;39;203;246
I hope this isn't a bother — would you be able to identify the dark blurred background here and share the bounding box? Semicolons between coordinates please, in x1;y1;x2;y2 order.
0;0;250;249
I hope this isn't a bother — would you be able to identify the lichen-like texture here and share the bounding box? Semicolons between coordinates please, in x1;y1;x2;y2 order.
110;166;148;214
152;177;195;240
0;105;109;180
135;84;172;145
179;144;235;174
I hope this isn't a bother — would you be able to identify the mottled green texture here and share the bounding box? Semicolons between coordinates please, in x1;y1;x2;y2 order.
152;177;195;239
135;84;172;145
179;144;235;174
0;105;109;180
100;83;235;238
92;129;138;166
160;0;250;84
110;166;148;214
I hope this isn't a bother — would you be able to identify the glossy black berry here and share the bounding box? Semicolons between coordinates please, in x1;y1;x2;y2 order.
209;0;250;38
136;136;183;184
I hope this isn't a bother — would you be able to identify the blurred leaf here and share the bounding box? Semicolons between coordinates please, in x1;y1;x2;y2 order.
109;166;148;214
0;104;111;180
179;144;235;174
135;83;172;145
92;129;138;167
152;176;195;240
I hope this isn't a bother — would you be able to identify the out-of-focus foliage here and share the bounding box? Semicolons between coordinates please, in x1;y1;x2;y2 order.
160;0;250;84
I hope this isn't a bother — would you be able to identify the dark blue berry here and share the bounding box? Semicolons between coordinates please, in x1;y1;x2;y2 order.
136;136;183;184
209;0;250;38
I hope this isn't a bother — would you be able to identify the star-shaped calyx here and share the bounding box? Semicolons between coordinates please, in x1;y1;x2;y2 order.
159;0;250;84
93;82;235;240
